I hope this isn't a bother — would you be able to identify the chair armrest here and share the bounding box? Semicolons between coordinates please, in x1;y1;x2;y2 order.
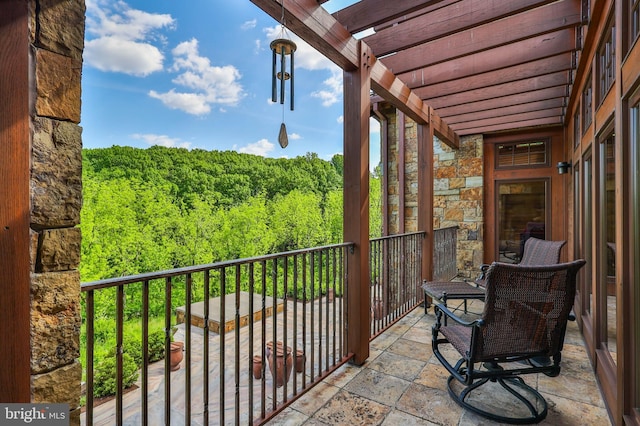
434;303;485;328
477;263;491;281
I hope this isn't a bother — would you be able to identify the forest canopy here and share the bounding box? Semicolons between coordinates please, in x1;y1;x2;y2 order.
81;145;381;282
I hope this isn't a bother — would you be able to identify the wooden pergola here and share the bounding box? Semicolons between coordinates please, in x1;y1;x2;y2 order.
250;0;581;364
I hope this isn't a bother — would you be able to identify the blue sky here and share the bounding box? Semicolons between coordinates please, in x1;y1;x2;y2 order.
81;0;380;167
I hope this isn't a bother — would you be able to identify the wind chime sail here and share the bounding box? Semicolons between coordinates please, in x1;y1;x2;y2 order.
270;3;296;148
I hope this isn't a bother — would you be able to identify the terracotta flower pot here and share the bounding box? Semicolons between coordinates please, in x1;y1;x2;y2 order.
327;288;334;302
252;355;263;379
267;342;292;387
294;349;305;373
170;341;184;371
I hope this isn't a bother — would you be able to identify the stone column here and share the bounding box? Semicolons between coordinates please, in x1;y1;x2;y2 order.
433;135;484;278
29;1;85;424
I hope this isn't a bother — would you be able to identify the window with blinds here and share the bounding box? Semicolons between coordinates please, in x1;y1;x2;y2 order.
496;140;549;168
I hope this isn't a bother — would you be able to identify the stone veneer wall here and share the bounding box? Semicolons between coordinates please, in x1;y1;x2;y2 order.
384;107;484;279
433;135;484;279
29;1;85;424
385;107;419;234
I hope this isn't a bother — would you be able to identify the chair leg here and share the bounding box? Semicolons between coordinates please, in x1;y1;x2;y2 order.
446;374;548;424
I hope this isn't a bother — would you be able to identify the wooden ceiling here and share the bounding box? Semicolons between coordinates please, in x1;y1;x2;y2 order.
330;0;584;136
251;0;585;138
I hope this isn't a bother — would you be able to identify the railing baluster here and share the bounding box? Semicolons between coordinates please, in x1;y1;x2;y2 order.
310;251;315;381
203;270;210;425
164;276;172;425
272;258;279;409
302;253;307;389
85;290;94;426
248;263;255;421
142;280;149;426
324;248;330;371
318;250;323;374
260;260;267;419
235;265;241;425
185;273;192;423
116;284;124;426
282;257;289;401
219;269;226;426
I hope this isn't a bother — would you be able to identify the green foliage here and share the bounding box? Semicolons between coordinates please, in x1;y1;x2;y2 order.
93;352;138;398
148;330;166;363
80;146;384;377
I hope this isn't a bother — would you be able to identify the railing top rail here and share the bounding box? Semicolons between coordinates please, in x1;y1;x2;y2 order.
369;231;426;244
81;241;355;292
435;225;459;231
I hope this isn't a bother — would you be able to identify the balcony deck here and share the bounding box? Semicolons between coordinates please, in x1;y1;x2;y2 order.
269;300;610;425
83;297;609;425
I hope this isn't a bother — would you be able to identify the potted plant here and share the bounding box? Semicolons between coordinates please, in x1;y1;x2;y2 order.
169;326;183;371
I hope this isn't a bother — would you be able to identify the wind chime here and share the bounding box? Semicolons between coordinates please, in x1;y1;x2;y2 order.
270;0;296;148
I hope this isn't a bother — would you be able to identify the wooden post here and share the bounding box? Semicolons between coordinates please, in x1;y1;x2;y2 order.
343;41;372;365
418;109;435;284
0;0;32;402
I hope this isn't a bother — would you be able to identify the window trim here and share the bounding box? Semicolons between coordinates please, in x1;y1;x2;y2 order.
494;139;551;170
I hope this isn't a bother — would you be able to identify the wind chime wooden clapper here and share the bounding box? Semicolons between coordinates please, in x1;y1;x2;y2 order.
270;17;296;148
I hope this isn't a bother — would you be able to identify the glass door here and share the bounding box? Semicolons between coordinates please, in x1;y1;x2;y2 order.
496;180;548;263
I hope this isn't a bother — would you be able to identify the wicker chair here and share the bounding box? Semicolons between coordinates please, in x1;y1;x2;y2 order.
422;238;566;314
431;260;586;424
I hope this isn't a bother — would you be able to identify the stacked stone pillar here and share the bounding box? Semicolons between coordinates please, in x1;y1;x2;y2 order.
29;1;85;424
382;105;484;279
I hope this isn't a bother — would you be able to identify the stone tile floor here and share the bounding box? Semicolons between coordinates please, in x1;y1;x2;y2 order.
268;300;611;425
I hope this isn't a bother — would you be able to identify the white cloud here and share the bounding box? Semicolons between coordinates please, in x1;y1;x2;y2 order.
337;115;344;123
289;133;301;140
85;37;165;76
149;89;211;115
311;68;342;107
241;19;257;30
131;133;191;149
84;1;174;76
238;139;275;156
149;38;245;115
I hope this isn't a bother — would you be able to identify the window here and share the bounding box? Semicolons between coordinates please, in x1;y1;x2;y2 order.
598;22;616;103
583;75;593;132
496;140;548;168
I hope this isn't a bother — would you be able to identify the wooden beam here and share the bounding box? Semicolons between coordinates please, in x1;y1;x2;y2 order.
421;71;571;109
397;29;576;89
251;0;460;149
381;0;581;74
331;0;442;34
452;108;565;132
444;98;566;125
343;41;372;365
455;117;563;135
0;0;31;402
411;53;573;99
250;0;360;70
370;60;459;149
364;0;557;57
435;86;567;118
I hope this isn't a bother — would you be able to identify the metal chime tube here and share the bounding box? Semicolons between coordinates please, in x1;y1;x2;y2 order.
280;45;286;105
271;48;277;103
290;50;294;110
